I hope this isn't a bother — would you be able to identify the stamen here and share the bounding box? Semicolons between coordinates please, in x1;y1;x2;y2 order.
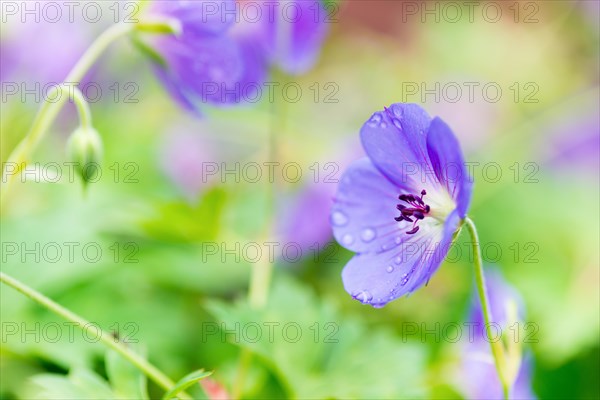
395;189;430;234
406;226;420;235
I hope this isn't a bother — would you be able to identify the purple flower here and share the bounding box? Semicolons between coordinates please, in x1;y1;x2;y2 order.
459;270;536;399
276;182;334;260
257;0;330;75
159;127;216;200
144;0;329;112
145;0;267;112
331;103;472;307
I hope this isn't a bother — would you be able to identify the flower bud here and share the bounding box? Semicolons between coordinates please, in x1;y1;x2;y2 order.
67;126;103;187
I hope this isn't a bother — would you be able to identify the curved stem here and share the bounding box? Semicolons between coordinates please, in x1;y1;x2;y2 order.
0;19;178;204
464;217;510;399
70;87;93;129
0;272;190;398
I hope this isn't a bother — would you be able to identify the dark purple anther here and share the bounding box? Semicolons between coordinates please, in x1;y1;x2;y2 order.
396;189;431;234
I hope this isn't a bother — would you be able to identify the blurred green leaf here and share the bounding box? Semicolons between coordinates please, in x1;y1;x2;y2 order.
140;188;226;243
206;276;428;399
20;369;116;400
106;346;149;400
162;369;212;400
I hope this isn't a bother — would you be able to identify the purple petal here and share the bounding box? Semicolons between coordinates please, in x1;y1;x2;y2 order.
154;32;267;107
426;117;473;218
277;182;334;256
149;0;235;36
262;0;329;75
153;65;201;115
461;271;535;399
468;269;526;333
360;103;435;191
460;349;536;399
341;210;461;307
331;158;407;253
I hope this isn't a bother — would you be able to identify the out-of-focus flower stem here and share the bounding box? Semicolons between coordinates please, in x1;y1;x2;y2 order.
247;69;287;310
0;272;191;399
234;71;291;399
464;217;510;399
0;19;179;207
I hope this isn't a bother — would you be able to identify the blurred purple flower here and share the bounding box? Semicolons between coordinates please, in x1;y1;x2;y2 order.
159;128;216;200
331;103;472;307
146;0;267;112
276;182;334;259
460;270;536;400
257;0;330;75
0;18;95;89
544;113;600;173
145;0;329;112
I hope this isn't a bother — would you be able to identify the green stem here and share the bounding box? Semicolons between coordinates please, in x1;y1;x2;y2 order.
69;86;92;128
0;19;178;203
234;72;289;400
247;73;284;310
0;272;190;398
464;217;510;400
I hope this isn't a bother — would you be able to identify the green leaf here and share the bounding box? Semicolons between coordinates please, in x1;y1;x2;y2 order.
140;188;226;243
106;346;149;400
20;369;116;400
206;276;429;399
162;369;212;400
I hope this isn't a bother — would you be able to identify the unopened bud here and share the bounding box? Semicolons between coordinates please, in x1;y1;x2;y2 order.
67;126;103;187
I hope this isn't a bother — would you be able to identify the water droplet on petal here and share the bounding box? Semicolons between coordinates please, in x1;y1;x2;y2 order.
331;211;348;227
352;290;373;304
400;273;409;286
380;121;388;129
367;113;381;126
395;256;402;265
392;118;403;130
390;104;403;117
360;228;376;242
372;302;385;309
342;234;354;246
386;265;394;273
395;236;402;244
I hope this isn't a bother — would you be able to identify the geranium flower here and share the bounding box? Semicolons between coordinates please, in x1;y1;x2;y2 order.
142;0;329;112
143;0;267;112
331;103;472;307
459;270;536;399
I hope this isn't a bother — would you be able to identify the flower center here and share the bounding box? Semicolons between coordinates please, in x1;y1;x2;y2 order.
395;189;431;235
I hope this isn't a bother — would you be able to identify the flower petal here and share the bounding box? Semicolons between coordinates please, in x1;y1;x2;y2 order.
426;117;473;218
331;158;407;253
152;65;201;114
155;34;267;107
150;0;235;36
262;0;329;75
341;210;459;307
278;182;333;256
360;103;435;191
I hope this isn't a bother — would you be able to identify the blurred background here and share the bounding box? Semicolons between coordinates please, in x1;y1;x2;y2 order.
1;0;598;399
